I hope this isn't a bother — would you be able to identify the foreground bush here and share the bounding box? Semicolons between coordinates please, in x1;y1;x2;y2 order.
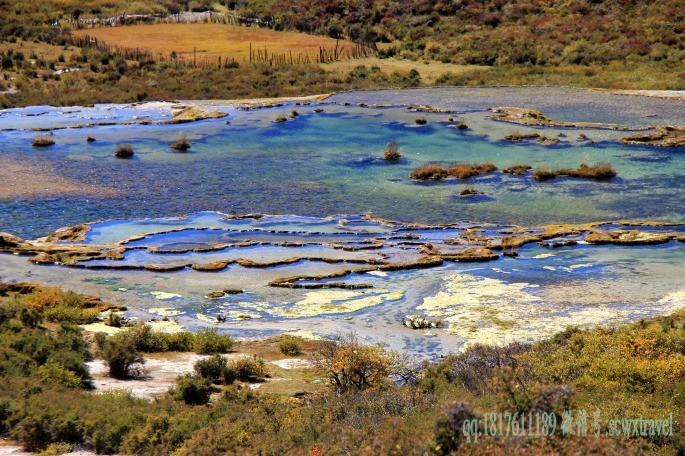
223;355;268;384
194;354;227;384
278;336;303;356
314;334;395;393
192;328;234;354
101;337;145;379
172;374;213;405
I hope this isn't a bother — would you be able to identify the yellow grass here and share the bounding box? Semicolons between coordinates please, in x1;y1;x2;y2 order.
72;23;360;63
321;57;488;84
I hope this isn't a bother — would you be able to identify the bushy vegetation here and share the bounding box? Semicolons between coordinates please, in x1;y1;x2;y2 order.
223;355;269;384
31;136;55;147
170;135;190;151
383;140;402;161
172;375;214;405
533;162;617;180
278;335;304;356
410;162;497;181
3;283;685;454
114;144;134;158
193;354;227;383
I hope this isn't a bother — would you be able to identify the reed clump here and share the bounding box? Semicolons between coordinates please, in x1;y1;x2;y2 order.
503;164;532;175
170;135;191;151
409;164;448;180
114;144;134;158
533;163;616;181
32;136;55;147
410;162;497;181
383;141;402;160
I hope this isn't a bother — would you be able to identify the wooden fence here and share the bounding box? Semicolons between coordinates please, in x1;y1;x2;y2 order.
69;34;375;69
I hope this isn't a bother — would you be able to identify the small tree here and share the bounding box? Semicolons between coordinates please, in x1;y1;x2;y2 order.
313;333;395;394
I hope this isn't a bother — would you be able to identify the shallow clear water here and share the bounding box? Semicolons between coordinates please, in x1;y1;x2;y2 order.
0;88;683;239
0;212;683;356
0;87;683;356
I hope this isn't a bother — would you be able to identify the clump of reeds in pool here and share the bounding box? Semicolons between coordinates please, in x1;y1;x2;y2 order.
532;163;616;181
170;135;191;151
409;162;497;181
32;136;55;147
384;141;402;161
114;144;134;158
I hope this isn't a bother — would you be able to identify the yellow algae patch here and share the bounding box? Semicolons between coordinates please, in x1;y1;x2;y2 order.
149;291;183;300
418;274;685;349
271;289;403;318
657;289;685;312
284;329;322;340
226;311;262;320
367;270;389;277
533;253;556;259
149;307;184;317
197;313;220;324
80;322;125;334
147;320;183;333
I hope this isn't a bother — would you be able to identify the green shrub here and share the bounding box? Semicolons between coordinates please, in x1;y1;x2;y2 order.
278;337;303;356
101;338;145;379
172;374;213;405
20;307;43;328
36;362;83;388
121;323;169;352
192;328;234;354
166;331;194;351
194;354;227;384
43;305;99;324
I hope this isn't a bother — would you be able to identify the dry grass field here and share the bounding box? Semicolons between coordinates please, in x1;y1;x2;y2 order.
71;23;363;64
322;56;489;84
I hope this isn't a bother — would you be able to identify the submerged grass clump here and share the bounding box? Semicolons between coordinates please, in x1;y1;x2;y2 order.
114;144;134;158
533;163;617;181
170;135;191;151
383;140;402;160
409;164;448;180
32;136;55;147
410;162;497;181
504;131;540;141
503;164;533;175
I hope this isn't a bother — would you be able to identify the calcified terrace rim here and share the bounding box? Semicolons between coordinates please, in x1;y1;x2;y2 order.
1;212;684;297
